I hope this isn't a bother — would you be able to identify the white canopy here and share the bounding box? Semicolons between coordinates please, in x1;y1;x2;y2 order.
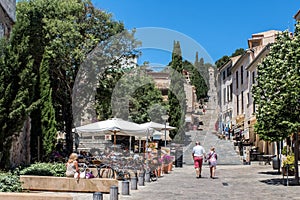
74;118;147;137
139;121;176;131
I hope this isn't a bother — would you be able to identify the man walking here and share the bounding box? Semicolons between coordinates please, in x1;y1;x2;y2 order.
192;141;206;178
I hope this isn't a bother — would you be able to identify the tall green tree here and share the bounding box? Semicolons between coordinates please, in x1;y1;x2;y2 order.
168;41;187;142
0;0;139;167
0;36;36;168
39;53;57;158
252;24;300;183
194;53;214;90
183;60;208;100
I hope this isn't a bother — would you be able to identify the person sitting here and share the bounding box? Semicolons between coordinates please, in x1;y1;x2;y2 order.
65;153;80;181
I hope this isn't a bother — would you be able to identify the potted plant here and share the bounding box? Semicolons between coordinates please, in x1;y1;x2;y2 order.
282;154;295;176
161;154;172;173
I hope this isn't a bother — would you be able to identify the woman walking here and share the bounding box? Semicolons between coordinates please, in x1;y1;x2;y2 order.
206;147;217;179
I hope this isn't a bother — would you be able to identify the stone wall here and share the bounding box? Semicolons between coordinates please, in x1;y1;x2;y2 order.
10;117;31;168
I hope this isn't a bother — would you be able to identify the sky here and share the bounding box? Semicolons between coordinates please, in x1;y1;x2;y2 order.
92;0;300;67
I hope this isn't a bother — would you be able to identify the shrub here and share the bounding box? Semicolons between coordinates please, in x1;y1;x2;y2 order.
19;162;66;177
0;171;22;192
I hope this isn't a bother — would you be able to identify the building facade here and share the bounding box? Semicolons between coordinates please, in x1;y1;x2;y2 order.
0;0;16;38
217;55;240;134
218;30;280;155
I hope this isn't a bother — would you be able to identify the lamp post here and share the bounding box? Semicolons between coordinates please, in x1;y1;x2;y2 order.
162;115;169;147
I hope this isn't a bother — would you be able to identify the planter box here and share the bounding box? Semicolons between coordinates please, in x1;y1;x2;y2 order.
282;167;295;176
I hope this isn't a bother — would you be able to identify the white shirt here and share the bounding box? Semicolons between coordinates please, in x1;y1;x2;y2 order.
192;145;205;157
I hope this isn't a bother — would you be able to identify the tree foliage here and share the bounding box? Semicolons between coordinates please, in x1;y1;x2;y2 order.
183;60;208;100
252;22;300;183
215;48;245;68
252;31;299;141
168;41;187;142
0;0;139;167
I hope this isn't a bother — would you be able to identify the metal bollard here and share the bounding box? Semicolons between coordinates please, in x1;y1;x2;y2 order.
110;185;118;200
131;177;137;190
138;172;145;186
93;192;103;200
145;170;150;182
122;180;130;195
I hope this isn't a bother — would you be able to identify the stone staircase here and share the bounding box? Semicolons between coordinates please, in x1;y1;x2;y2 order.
183;69;242;165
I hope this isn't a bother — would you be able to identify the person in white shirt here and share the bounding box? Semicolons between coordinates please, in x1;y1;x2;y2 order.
192;141;206;178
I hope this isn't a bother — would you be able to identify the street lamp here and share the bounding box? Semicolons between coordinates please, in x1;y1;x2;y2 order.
162;115;169;147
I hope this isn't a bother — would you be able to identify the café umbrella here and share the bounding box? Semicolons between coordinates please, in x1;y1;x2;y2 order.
74;118;147;146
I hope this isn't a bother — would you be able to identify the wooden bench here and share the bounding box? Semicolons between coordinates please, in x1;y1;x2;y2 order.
20;175;118;193
0;192;74;200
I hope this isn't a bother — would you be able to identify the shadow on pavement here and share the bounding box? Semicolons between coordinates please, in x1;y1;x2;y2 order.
260;178;300;186
258;171;281;175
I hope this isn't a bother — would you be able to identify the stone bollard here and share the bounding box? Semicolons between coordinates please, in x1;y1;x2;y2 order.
138;172;145;186
131;177;138;190
122;180;130;195
110;185;118;200
93;192;103;200
145;170;150;182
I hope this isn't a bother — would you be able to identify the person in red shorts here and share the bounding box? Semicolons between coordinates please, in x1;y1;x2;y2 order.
192;141;206;178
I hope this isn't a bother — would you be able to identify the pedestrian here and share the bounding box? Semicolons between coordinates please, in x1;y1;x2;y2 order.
65;153;80;181
206;147;217;179
192;141;206;178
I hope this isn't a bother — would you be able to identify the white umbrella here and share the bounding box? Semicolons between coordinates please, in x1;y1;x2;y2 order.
74;118;147;145
139;121;176;152
140;121;176;131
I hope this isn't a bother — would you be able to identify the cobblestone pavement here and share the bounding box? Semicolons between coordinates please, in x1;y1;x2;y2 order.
57;163;299;200
116;164;300;200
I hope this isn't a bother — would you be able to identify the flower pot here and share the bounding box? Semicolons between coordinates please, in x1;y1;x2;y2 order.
168;163;173;172
163;164;169;174
282;167;295;176
157;167;161;177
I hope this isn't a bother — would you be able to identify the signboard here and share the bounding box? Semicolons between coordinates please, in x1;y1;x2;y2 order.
105;135;112;140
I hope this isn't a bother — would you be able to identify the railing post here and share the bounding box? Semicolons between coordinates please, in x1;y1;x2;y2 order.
110;185;118;200
145;169;150;182
138;172;145;186
93;192;103;200
131;177;138;190
121;180;130;195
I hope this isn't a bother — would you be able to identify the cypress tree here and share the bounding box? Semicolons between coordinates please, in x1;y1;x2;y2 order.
168;41;186;143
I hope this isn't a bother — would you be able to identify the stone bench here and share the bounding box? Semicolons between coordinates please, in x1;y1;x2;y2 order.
20;175;118;193
0;192;74;200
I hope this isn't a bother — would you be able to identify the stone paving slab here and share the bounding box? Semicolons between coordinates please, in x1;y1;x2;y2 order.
38;163;300;200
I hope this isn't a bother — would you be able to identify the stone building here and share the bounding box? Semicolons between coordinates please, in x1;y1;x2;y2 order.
218;30;280;155
0;0;16;38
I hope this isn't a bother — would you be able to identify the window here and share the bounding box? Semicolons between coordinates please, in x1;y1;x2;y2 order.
252;71;255;84
236;71;239;89
227;85;231;102
241;91;244;113
230;84;233;101
237;94;239;114
227;64;232;77
223;71;226;80
241;66;243;85
253;101;256;114
223;88;226;104
247;92;250;105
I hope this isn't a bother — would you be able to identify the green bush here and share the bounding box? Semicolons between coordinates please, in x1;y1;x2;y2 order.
19;162;66;177
0;171;23;192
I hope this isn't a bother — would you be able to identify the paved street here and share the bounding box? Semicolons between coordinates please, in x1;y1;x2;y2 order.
62;163;300;200
60;67;300;200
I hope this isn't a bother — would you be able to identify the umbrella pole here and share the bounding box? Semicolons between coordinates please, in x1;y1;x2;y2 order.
114;131;117;151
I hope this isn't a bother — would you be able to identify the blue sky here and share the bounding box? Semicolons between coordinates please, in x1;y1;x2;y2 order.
92;0;300;66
